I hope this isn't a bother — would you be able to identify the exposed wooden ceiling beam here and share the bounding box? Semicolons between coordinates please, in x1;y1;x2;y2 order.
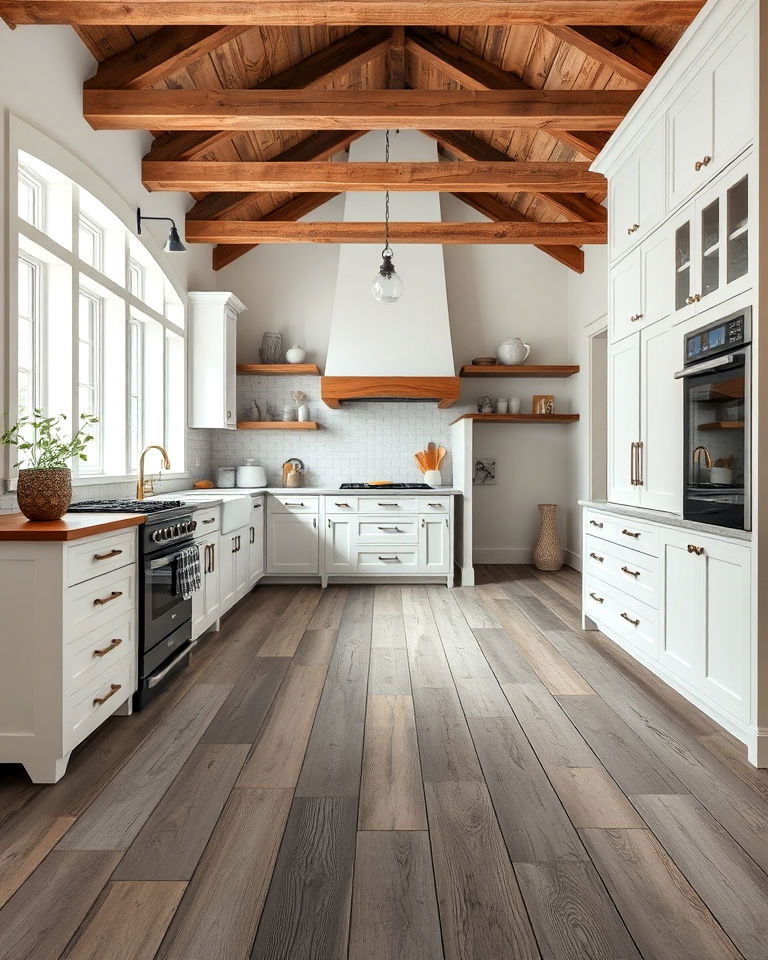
0;1;705;27
453;192;584;271
85;88;639;132
211;192;338;269
424;129;605;221
186;130;364;222
146;160;605;193
143;27;390;163
186;219;607;244
406;27;611;161
83;26;251;90
544;25;667;85
388;26;406;89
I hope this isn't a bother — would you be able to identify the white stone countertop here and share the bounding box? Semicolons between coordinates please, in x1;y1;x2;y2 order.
579;499;751;542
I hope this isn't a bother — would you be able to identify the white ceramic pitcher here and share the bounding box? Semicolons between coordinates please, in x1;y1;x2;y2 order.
497;338;531;365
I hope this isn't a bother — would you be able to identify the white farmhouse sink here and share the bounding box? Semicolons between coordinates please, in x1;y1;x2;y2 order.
216;495;252;534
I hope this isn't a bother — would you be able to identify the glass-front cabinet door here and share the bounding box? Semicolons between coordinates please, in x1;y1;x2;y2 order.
670;156;751;323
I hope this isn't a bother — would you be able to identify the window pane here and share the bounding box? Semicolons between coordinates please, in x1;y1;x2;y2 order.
165;330;185;469
128;318;144;469
17;256;42;418
78;216;103;270
18;167;43;230
78;290;103;472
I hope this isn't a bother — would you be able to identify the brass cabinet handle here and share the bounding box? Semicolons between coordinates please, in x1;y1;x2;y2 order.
428;502;444;508
93;591;123;607
203;543;210;573
630;313;644;322
630;441;639;486
334;502;350;508
93;548;123;561
378;526;402;532
622;528;641;539
589;519;604;529
627;223;640;234
686;294;696;304
286;502;305;507
250;526;255;544
377;502;399;507
93;683;121;706
621;612;640;626
202;517;216;525
687;544;705;556
210;543;215;572
589;591;604;604
589;552;604;563
378;555;400;561
694;155;712;171
636;441;644;486
93;637;123;658
621;565;641;578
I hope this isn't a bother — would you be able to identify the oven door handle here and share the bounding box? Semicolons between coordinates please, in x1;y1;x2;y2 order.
674;350;747;379
149;554;178;570
147;639;198;688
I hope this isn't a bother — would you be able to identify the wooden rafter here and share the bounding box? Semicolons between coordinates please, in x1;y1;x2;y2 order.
84;88;640;132
406;27;609;161
544;25;667;86
423;129;606;221
453;192;584;271
388;26;405;89
145;160;605;193
143;27;391;163
83;26;251;89
0;1;705;27
185;220;607;244
186;130;363;221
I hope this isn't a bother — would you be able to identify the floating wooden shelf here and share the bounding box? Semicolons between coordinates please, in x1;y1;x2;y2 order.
451;413;580;425
459;364;580;378
236;421;319;430
698;421;745;430
236;363;321;376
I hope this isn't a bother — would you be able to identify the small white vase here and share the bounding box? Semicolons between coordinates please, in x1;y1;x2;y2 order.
297;403;310;422
423;470;442;488
286;345;306;364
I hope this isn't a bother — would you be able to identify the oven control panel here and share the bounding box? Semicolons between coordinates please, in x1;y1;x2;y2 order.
147;518;196;545
684;307;751;365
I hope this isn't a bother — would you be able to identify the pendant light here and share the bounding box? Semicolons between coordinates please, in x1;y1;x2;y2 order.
371;130;403;303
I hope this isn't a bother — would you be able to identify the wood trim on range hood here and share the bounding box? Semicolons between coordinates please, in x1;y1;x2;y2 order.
320;376;460;408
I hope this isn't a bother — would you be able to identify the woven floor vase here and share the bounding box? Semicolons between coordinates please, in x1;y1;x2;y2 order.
533;503;563;571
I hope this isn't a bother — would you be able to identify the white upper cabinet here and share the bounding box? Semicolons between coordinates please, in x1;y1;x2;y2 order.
188;292;246;430
668;11;753;209
610;119;666;262
610;228;673;343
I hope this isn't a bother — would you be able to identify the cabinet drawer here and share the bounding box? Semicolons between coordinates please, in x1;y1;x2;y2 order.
358;497;419;514
357;549;419;573
357;516;418;544
66;567;136;640
192;507;220;537
66;611;136;696
66;529;136;586
584;575;659;660
65;653;134;752
584;535;660;608
325;495;358;513
583;510;659;557
268;495;319;514
419;497;451;513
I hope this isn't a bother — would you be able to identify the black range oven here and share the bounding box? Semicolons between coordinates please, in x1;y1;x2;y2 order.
674;306;751;531
137;508;198;708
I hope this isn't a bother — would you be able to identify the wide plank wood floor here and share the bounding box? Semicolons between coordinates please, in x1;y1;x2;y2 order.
1;566;767;959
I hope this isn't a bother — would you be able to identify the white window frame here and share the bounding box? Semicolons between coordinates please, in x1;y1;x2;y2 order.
78;211;104;273
127;315;144;471
77;288;104;474
128;258;145;301
16;253;46;418
18;164;46;231
6;115;189;489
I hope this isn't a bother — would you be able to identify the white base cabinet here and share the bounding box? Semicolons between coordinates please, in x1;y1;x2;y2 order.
267;515;320;575
0;526;139;783
419;514;452;574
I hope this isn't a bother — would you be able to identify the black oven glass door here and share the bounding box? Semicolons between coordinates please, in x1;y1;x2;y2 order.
683;351;748;530
144;545;193;651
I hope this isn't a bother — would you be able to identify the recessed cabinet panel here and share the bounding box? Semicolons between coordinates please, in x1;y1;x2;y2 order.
610;159;640;261
636;122;666;242
610;248;642;342
704;543;750;721
641;228;674;327
419;516;451;574
267;514;319;575
661;540;703;684
640;321;682;513
325;517;356;574
608;334;641;506
712;25;753;177
668;71;714;209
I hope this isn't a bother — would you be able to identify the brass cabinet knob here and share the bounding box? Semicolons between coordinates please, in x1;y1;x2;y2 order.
627;223;640;234
687;544;705;556
694;155;712;171
630;313;644;323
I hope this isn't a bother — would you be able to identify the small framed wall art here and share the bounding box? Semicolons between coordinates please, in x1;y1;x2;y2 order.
532;394;555;415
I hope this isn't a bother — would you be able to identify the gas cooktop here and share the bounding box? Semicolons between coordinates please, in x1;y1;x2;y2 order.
67;499;186;514
339;483;432;490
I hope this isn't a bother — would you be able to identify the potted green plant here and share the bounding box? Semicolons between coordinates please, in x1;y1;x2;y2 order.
1;411;99;521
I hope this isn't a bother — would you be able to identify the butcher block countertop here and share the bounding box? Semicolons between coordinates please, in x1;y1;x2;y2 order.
0;512;144;541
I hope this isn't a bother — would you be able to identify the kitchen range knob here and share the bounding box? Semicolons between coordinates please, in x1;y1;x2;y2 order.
172;524;180;537
190;520;197;531
161;528;170;541
151;530;162;543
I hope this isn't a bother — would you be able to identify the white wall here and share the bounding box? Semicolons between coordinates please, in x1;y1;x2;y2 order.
0;24;215;504
566;245;609;564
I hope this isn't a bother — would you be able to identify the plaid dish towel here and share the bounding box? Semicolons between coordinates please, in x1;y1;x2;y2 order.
175;544;202;600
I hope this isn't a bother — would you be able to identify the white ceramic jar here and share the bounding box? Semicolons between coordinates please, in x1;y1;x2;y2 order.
237;459;267;487
285;345;306;364
217;466;236;488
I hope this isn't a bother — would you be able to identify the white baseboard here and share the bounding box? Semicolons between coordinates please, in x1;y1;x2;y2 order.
747;728;768;767
473;547;533;564
565;548;582;571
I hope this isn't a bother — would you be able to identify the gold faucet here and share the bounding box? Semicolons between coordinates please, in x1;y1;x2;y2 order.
692;445;712;484
137;445;171;500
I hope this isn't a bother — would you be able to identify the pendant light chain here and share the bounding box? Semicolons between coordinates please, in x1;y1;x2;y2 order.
383;128;391;257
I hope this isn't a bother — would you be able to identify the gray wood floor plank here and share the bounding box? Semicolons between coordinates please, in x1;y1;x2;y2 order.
58;683;231;850
633;793;768;960
200;657;290;744
402;585;454;688
427;586;496;680
326;586;373;684
372;585;407;648
0;850;121;960
472;627;539;685
411;685;484;783
468;717;587;863
557;695;688;795
581;827;741;960
425;780;540;960
250;796;357;960
503;683;598;769
515;861;641;960
113;743;249;881
156;786;292;960
369;646;411;695
349;831;444;960
258;586;324;657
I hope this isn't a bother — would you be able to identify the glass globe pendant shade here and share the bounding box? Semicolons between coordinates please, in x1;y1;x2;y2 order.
371;251;403;303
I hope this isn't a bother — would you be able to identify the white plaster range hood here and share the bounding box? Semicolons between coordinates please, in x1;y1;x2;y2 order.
320;130;459;408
